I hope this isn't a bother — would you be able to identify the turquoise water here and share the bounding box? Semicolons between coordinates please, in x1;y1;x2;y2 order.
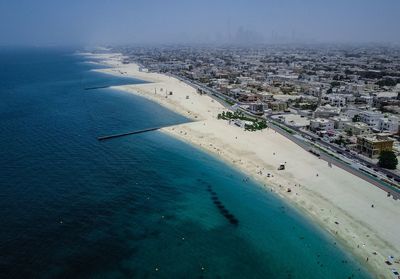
0;48;371;278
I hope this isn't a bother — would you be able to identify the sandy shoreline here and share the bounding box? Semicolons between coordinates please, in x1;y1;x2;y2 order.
87;52;400;278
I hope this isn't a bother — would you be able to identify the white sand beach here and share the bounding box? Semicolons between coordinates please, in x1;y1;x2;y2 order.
90;52;400;278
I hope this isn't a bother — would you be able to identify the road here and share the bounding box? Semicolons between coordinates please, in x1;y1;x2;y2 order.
267;119;400;199
171;73;400;198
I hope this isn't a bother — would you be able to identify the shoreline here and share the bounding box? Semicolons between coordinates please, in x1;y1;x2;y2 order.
87;52;400;278
163;123;393;277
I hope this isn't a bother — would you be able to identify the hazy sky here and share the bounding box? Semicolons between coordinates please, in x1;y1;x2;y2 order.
1;0;399;46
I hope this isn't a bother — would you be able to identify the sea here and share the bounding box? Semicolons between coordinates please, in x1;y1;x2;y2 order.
0;47;372;279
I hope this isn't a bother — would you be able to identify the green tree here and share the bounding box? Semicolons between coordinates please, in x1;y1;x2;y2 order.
378;150;398;170
352;115;360;122
331;81;341;87
346;130;353;137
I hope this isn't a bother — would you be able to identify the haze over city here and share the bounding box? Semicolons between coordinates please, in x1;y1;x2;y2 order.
1;1;400;279
1;0;400;46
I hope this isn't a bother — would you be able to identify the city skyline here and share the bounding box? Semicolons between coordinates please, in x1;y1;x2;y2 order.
1;0;400;46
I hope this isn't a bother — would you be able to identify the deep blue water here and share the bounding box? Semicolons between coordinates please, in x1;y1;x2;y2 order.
0;48;371;279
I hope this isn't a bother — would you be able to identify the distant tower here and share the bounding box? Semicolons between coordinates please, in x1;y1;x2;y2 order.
317;89;322;107
227;18;232;44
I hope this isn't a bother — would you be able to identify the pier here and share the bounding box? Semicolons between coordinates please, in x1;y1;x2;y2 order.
84;85;111;91
98;127;161;141
97;123;185;141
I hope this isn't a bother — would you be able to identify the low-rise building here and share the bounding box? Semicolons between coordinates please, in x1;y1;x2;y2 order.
377;116;399;134
342;108;361;119
268;101;287;112
314;105;341;118
229;119;253;129
328;95;346;107
358;95;374;106
310;118;334;132
359;111;384;128
239;93;259;102
332;116;351;129
356;133;394;158
272;114;310;128
248;102;266;115
343;122;371;136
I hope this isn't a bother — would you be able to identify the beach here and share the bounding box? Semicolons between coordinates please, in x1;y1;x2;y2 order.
91;52;400;278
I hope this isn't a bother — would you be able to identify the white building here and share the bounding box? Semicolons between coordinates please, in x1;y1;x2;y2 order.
359;95;374;106
248;102;266;115
313;105;341;118
342;108;361;119
359;111;384;128
310;118;334;132
331;116;351;130
378;116;399;134
328;95;346;107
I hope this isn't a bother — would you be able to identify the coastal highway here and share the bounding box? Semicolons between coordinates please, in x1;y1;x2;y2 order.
171;73;400;198
266;119;400;200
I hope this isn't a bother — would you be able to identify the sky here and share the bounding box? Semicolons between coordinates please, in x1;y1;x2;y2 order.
0;0;399;46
